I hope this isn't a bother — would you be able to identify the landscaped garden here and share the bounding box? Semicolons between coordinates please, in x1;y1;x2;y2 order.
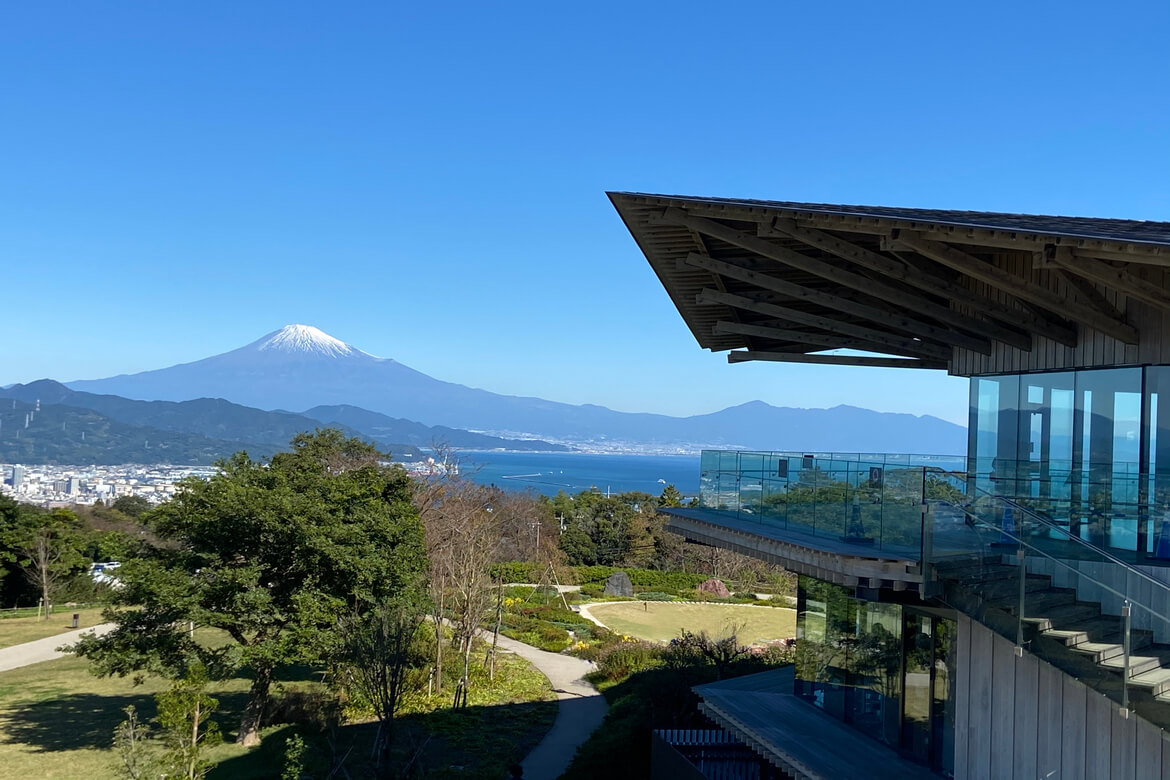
582;601;796;644
0;628;556;779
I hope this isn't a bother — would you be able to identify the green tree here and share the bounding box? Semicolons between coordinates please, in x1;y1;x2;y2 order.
111;495;152;519
658;485;684;507
4;507;88;618
156;664;221;780
72;429;428;747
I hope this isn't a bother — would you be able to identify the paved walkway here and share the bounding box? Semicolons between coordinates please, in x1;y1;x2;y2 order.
0;623;115;673
491;633;607;780
574;603;609;630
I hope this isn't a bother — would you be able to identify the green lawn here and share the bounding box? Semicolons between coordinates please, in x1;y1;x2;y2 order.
0;635;556;779
0;608;108;650
585;602;796;644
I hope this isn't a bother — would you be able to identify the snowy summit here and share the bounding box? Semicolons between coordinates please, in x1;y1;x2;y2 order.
257;324;356;358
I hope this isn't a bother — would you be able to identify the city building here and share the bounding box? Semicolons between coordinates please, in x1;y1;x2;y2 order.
611;192;1170;779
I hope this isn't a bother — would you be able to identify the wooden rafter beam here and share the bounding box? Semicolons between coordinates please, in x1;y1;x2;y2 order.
695;288;952;362
1039;247;1170;312
712;319;948;360
661;208;1015;351
1075;249;1170;268
766;219;1073;347
1051;267;1126;322
893;231;1139;344
681;252;992;354
727;351;947;370
643;198;1170;265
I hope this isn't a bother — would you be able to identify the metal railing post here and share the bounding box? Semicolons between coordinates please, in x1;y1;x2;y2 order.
1017;547;1027;651
1122;601;1132;715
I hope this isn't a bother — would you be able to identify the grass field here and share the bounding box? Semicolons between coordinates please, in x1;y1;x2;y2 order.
585;602;796;644
0;632;556;779
0;608;108;650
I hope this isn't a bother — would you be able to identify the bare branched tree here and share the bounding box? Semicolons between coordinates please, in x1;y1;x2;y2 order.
335;594;427;775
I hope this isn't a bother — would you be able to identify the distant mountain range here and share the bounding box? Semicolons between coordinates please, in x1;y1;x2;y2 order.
49;324;966;455
0;396;324;466
0;379;567;465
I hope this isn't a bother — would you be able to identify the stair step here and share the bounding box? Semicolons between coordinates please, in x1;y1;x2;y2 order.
1067;641;1127;663
1100;654;1163;678
1130;666;1170;696
1025;589;1078;611
977;577;1054;601
1021;604;1101;631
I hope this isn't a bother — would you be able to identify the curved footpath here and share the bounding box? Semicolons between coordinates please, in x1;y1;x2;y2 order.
0;623;115;672
0;622;605;780
492;632;608;780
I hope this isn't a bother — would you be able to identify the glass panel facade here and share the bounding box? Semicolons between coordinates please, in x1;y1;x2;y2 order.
795;575;956;774
696;451;966;558
967;366;1170;563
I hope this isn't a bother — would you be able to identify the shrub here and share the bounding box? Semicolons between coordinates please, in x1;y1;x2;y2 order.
635;592;675;602
731;591;758;601
264;689;342;729
594;640;662;682
579;583;605;599
489;562;541;583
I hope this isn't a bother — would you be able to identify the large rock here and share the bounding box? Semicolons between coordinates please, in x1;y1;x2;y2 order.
604;571;634;597
698;578;731;598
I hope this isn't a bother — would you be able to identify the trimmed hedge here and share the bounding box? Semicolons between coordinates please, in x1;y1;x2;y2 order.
491;562;713;592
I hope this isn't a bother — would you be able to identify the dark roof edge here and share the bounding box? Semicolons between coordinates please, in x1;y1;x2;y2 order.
607;191;1170;250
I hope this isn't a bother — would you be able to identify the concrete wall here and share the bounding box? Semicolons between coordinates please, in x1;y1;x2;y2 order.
955;615;1170;779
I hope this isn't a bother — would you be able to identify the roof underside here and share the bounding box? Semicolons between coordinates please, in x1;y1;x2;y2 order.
609;192;1170;374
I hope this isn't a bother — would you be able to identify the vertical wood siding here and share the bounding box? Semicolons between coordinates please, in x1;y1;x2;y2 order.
955;616;1169;779
952;256;1170;377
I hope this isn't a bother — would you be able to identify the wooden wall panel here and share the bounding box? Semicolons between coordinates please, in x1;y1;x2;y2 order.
968;622;994;780
1112;707;1137;778
1087;693;1114;778
1135;716;1161;780
989;639;1016;779
950;250;1170;377
1061;671;1088;779
1012;653;1039;779
955;614;972;780
1036;661;1064;779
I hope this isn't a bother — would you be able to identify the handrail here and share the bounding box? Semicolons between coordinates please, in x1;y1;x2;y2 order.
931;466;1170;602
945;507;1170;626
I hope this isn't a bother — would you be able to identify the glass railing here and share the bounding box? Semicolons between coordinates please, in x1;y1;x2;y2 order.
924;488;1170;727
694;449;1170;726
966;457;1149;555
696;450;964;558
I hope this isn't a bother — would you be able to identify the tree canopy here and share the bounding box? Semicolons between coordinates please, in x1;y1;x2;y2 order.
72;429;428;746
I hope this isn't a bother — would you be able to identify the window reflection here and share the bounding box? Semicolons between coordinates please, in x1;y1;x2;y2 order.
967;366;1159;560
794;576;956;775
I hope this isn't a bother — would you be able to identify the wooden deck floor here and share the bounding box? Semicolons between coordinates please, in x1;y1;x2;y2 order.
695;668;940;780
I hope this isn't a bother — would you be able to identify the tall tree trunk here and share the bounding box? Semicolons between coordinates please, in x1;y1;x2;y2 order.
38;537;52;621
431;598;444;694
236;664;272;747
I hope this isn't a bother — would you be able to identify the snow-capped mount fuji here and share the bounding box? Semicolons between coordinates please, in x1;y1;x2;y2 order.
64;324;967;452
257;324;359;358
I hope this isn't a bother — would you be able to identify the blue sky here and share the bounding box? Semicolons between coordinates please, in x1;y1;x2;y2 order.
2;2;1167;425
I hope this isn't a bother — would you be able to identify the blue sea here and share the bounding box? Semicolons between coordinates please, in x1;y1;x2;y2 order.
459;451;701;497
